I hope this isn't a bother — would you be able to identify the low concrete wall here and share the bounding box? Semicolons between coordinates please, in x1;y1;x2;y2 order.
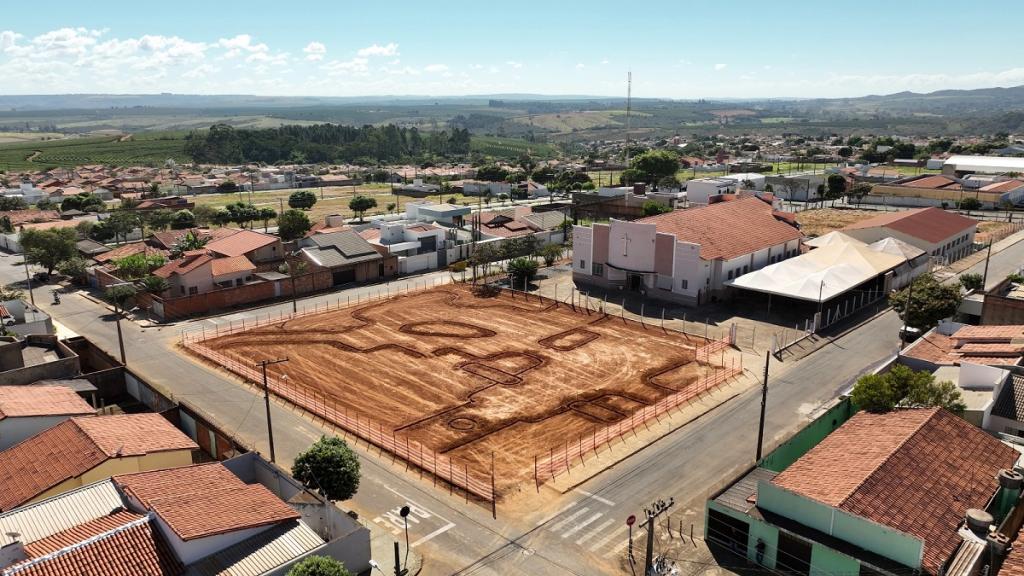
155;269;333;320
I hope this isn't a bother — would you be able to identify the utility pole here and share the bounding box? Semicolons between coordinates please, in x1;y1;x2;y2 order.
256;357;288;463
899;278;915;351
114;302;126;365
642;498;674;576
756;350;770;461
22;258;34;306
981;241;994;291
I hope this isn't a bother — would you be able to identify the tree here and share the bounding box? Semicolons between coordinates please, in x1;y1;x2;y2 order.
20;227;77;276
277;209;311;241
386;202;396;214
35;198;54;210
837;146;854;158
170;230;209;258
958;197;982;211
170;209;196;230
507;257;539;287
0;196;27;211
657;175;682;190
57;257;88;281
890;274;962;331
348;195;377;222
141;275;169;295
851;364;965;413
114;253;166;280
475;164;509;182
642;201;672;217
106;210;141;243
292;436;360;501
145;209;173;232
60;192;105;213
0;285;24;301
630;150;680;184
540;244;563;267
289;190;318;210
192;205;216;227
960;273;984;291
258;207;277;232
287;556;353;576
847;183;872;206
105;283;137;312
0;216;12;234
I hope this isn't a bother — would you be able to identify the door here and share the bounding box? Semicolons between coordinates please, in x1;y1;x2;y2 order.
628;274;643;292
776;532;812;576
332;268;356;286
706;509;750;556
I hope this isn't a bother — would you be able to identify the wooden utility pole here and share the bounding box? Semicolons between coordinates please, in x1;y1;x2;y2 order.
756;350;770;461
256;357;289;462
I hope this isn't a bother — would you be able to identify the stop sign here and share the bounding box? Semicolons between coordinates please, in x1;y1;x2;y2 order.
626;514;636;526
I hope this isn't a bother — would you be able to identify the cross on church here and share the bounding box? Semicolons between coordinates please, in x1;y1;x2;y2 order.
622;232;632;257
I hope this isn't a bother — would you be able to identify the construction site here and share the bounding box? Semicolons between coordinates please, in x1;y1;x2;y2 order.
182;283;741;502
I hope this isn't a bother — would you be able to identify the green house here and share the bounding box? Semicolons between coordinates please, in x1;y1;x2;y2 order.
706;403;1023;576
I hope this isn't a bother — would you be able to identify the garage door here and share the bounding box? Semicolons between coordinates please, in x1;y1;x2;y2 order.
332;268;356;285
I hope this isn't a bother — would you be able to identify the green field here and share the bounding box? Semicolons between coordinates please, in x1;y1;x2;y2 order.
0;132;189;171
470;135;558;159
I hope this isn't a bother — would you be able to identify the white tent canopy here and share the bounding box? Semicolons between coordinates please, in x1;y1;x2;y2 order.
728;236;911;302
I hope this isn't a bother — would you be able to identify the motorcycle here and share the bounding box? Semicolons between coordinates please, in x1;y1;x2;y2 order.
51;289;60;305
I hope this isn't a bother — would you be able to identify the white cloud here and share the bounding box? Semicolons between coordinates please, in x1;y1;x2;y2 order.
424;63;448;73
322;57;369;76
575;63;585;69
356;42;398;57
600;59;609;65
714;63;727;71
218;34;267;58
506;60;523;69
0;30;22;51
303;41;326;61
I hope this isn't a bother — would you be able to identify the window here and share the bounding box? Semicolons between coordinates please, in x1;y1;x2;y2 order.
179;286;185;295
188;286;199;296
680;279;688;290
727;270;734;280
743;265;749;274
593;263;604;276
579;259;586;270
706;277;710;285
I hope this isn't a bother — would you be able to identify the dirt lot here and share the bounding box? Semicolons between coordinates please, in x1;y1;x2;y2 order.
197;284;717;492
795;208;879;237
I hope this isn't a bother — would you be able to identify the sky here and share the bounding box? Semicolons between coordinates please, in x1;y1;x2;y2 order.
2;0;1024;100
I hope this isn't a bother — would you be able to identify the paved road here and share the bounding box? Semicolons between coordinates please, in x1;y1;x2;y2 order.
3;230;1022;575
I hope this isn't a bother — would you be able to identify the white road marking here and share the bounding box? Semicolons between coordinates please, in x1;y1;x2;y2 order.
604;535;633;558
548;507;590;532
411;522;455;547
574;488;615;506
589;524;628;552
534;500;578;527
575;518;615;546
561;512;603;538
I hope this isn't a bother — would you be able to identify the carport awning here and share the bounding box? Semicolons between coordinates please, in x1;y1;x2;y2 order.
727;238;908;302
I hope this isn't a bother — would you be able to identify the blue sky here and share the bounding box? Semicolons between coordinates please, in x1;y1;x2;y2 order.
2;0;1023;99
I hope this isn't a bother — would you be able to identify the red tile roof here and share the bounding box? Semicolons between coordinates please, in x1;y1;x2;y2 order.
115;463;299;541
153;251;214;279
843;207;977;244
637;197;802;261
0;414;197;511
772;409;1017;574
953;325;1024;341
0;386;94;420
1;210;61;226
93;242;168;264
205;229;279;257
900;175;961;190
210;255;256;277
980;179;1024;193
11;511;183;576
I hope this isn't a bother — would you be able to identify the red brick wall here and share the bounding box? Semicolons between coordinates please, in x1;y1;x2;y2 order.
156;269;333;320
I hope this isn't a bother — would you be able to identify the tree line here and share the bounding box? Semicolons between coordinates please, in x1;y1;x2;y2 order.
184;123;472;165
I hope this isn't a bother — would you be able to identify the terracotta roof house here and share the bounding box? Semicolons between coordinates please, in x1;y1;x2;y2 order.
93;241;168;264
205;229;282;263
153;251;215;297
0;413;197;511
843;207;977;261
0;458;357;576
0;385;95;450
707;406;1021;576
902;324;1024;368
573;197;803;305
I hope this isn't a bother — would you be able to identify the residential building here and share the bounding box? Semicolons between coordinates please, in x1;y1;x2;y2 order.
707;406;1021;576
841;207;977;262
902;323;1024;370
153;251;216;297
0;413;198;511
205;229;283;263
573;197;802;305
298;230;396;286
981;276;1024;325
0;385;94;450
405;201;471;226
0;458;369;576
210;255;257;289
865;174;1024;209
133;196;194;211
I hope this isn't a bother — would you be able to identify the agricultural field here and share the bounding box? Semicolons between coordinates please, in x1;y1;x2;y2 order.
189;284;727;495
0;132;189;171
470;135;558;159
191;185;475;225
0;132;66;144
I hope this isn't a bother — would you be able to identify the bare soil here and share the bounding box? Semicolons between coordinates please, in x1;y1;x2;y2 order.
199;284;714;491
795;208;879;237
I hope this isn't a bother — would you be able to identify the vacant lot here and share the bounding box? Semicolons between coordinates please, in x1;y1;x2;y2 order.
195;285;716;492
795;208;880;237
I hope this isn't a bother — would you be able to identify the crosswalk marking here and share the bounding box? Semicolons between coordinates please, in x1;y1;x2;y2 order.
604;535;633;558
535;500;578;527
589;524;628;552
548;507;591;532
575;518;615;546
561;512;603;538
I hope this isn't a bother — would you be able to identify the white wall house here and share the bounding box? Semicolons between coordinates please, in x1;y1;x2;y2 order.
572;197;803;305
